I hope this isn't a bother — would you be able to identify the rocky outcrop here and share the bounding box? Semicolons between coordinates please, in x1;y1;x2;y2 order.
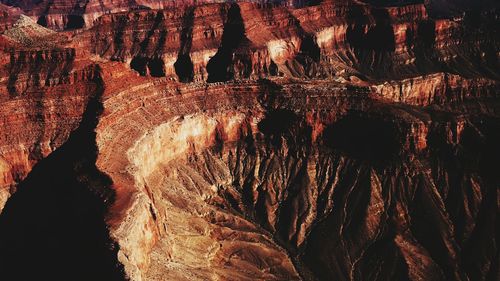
0;62;101;210
1;15;65;48
0;0;321;31
0;66;126;281
372;72;499;106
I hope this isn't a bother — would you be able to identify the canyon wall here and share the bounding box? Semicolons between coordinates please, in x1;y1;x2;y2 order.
0;3;21;32
69;1;499;85
0;36;102;210
0;1;498;281
93;68;498;280
0;0;322;30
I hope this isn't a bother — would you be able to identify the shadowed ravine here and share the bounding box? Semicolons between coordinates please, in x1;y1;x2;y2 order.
0;78;126;281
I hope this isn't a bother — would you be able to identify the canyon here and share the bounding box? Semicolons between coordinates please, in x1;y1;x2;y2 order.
0;0;498;281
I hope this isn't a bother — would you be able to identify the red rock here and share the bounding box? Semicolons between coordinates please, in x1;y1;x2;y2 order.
0;3;22;32
0;1;498;281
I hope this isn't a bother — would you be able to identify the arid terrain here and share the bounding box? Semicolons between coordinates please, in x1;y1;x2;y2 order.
0;1;498;280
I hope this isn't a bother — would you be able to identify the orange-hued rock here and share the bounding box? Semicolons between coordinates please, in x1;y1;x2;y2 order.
93;69;499;280
0;1;499;281
372;72;499;106
0;0;314;30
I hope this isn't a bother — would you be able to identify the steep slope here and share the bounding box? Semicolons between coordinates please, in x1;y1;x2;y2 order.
0;72;126;281
0;0;321;30
85;3;499;280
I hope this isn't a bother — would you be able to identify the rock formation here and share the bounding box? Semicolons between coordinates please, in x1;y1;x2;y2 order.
0;3;21;32
0;1;498;281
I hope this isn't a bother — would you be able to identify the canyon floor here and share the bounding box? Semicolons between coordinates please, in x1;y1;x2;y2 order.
0;1;499;281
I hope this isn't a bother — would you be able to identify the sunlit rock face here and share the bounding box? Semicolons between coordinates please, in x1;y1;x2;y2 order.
96;72;499;281
0;1;499;281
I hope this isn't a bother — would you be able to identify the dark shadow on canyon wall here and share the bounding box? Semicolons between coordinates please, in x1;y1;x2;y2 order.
0;77;126;281
323;113;401;163
65;15;85;30
147;57;166;77
37;15;48;27
131;56;166;77
175;7;195;83
207;3;247;83
346;6;396;75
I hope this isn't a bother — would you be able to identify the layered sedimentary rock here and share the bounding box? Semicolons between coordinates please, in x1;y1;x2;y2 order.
2;0;498;31
95;70;498;280
0;1;499;281
0;16;100;210
372;72;499;106
70;0;499;85
0;0;319;31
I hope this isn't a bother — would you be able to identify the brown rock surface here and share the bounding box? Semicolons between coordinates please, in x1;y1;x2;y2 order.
0;1;498;281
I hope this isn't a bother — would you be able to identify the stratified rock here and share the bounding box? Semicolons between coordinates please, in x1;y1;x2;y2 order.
0;0;322;30
70;1;499;84
93;67;498;280
0;1;498;281
0;18;101;210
